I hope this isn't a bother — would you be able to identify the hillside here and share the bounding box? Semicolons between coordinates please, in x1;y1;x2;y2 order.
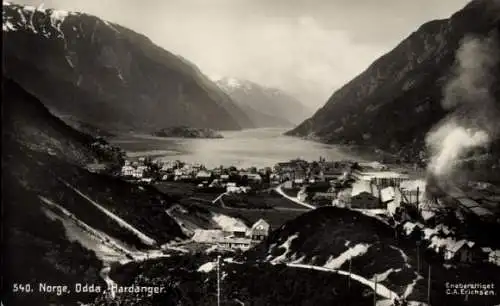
246;207;500;306
287;0;500;163
91;254;379;305
2;2;252;132
216;77;312;127
2;77;187;305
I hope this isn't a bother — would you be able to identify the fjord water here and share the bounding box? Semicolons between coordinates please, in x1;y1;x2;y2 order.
110;128;367;168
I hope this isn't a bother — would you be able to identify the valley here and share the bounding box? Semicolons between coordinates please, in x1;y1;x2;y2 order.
3;0;500;305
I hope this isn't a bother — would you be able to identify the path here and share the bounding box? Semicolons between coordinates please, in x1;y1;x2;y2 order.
57;177;157;246
287;263;400;302
275;183;316;209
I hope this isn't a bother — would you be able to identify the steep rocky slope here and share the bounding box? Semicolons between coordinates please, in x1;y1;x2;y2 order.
287;0;500;163
217;77;312;127
2;2;252;132
2;77;187;305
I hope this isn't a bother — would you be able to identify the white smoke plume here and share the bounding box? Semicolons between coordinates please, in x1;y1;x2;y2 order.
426;33;500;179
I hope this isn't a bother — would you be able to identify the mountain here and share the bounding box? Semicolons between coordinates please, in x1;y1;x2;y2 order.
216;77;312;128
287;0;500;162
2;2;253;132
2;77;187;305
246;207;500;306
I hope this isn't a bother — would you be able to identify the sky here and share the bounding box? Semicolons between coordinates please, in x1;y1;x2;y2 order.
13;0;471;109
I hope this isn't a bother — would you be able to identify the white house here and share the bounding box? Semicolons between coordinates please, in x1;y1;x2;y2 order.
226;186;251;193
132;165;147;178
249;219;270;241
297;188;308;202
121;165;135;177
247;173;262;183
196;170;211;179
282;181;293;189
380;186;396;204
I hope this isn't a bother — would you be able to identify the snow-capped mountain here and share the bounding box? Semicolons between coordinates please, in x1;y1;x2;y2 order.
2;2;253;132
216;77;313;128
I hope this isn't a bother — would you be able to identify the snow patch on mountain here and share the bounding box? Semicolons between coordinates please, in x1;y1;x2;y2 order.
323;243;370;269
269;233;300;263
2;2;76;36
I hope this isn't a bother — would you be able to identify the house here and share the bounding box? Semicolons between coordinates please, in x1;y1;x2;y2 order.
121;165;135;177
250;219;270;241
351;180;375;197
282;181;293;189
350;192;381;209
140;177;153;184
487;250;500;266
293;178;305;187
293;170;307;181
380;186;395;202
445;240;487;264
133;166;147;178
312;192;337;206
247;173;262;183
358;161;388;171
220;219;250;237
226;186;251;193
192;229;225;243
297;189;308;202
196;170;212;179
161;164;173;172
321;169;344;181
218;238;252;250
333;189;352;208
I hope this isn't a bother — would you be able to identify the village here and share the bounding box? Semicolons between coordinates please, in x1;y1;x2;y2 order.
117;155;500;266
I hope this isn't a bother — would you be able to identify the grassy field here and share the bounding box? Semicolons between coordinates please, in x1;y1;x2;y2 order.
155;181;309;230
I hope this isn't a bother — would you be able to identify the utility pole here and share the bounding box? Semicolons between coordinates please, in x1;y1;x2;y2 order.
416;241;421;273
348;258;352;291
217;255;221;306
427;264;431;306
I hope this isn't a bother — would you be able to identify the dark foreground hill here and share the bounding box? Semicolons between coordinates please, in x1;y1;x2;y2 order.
91;254;377;306
2;2;252;132
246;207;500;306
287;0;500;164
2;78;187;305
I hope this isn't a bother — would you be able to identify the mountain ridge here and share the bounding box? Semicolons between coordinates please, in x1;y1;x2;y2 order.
2;2;252;132
216;77;312;128
287;0;500;163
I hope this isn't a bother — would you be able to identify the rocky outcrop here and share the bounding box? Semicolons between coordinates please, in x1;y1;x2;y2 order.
154;126;224;138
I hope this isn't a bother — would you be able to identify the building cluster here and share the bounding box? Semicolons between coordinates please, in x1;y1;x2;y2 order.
274;157;352;185
120;157;273;190
192;219;270;250
278;160;411;209
402;221;500;267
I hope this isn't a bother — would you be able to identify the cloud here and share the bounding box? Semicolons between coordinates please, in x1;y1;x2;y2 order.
11;0;468;108
165;15;386;108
